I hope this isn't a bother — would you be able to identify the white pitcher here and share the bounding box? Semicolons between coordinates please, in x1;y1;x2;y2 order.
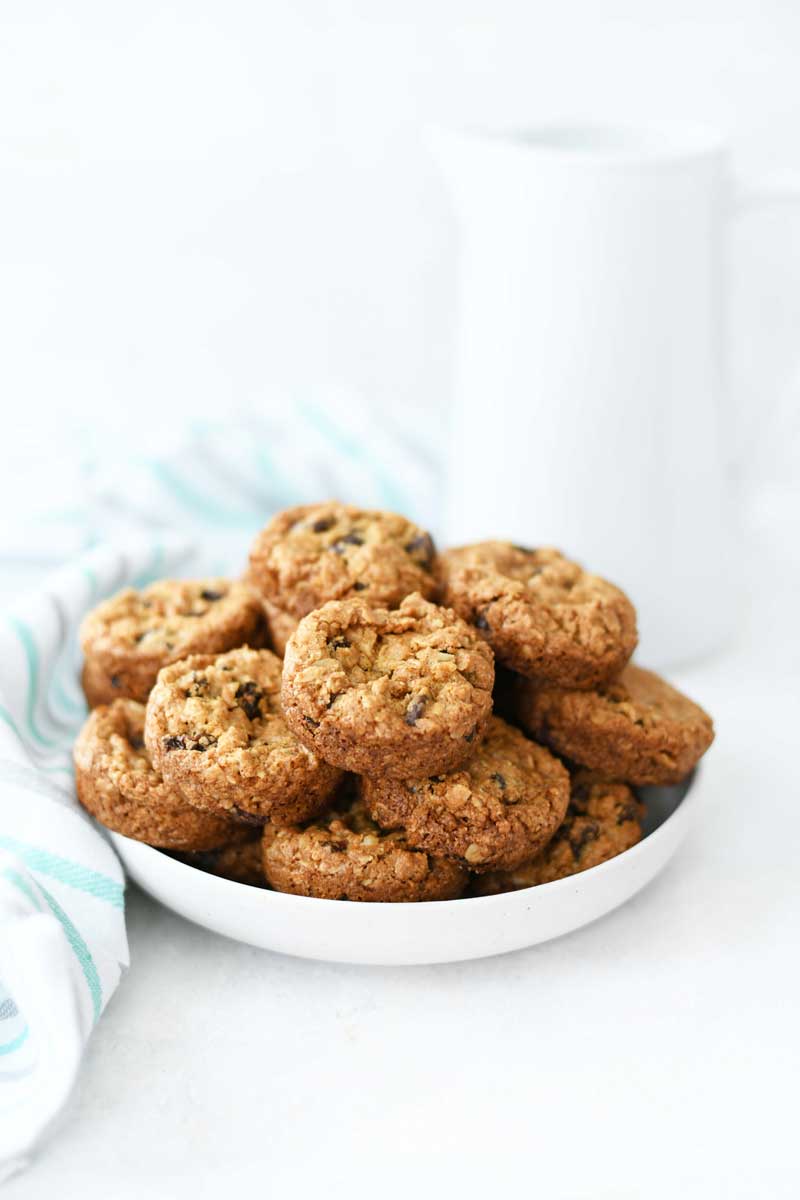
432;122;800;667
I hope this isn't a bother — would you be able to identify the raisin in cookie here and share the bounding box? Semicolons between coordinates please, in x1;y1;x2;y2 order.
281;592;495;779
247;503;438;635
472;771;644;894
437;542;637;688
145;646;342;824
508;664;714;785
73;699;245;851
80;579;264;707
361;716;570;873
262;790;467;902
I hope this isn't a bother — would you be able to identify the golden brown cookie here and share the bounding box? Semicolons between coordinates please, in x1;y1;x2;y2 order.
281;592;495;779
260;597;299;657
437;542;637;688
471;771;644;894
80;579;264;707
247;502;438;624
361;716;570;873
144;646;342;824
73;699;246;851
508;664;714;785
177;835;267;887
262;790;467;902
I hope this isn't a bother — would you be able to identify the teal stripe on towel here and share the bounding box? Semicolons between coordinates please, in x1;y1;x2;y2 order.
37;882;103;1022
6;617;59;750
0;837;124;909
0;1026;30;1056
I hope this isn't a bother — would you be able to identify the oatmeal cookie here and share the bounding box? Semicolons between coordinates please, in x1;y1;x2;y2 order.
145;646;342;824
361;716;570;873
80;578;264;707
281;592;495;778
178;834;267;887
262;790;467;902
247;502;438;622
73;699;245;851
508;663;714;785
437;542;637;688
472;771;644;894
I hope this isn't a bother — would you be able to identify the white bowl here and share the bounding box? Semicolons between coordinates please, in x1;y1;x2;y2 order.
111;771;702;965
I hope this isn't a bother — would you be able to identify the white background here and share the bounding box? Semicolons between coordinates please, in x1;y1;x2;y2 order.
1;0;800;485
2;4;800;1197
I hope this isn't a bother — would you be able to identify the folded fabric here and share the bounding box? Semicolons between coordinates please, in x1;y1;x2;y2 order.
0;538;194;1178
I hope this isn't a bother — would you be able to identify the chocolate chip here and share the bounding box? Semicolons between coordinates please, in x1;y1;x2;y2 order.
353;582;367;591
569;822;600;859
404;533;434;566
464;729;475;743
235;681;263;721
162;733;216;753
330;637;350;651
330;531;364;554
475;614;490;631
491;772;507;790
616;802;639;825
304;716;320;729
110;675;121;689
405;697;427;726
200;589;225;602
163;735;188;751
511;544;536;555
311;516;334;533
230;805;266;826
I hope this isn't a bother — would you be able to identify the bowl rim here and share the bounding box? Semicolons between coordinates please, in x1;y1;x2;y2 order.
110;767;702;912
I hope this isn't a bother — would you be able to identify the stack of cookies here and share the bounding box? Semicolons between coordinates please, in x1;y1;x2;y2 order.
73;502;714;903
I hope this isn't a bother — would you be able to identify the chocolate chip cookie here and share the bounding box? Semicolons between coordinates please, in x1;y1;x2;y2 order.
281;592;495;779
361;715;570;873
145;646;342;824
73;699;245;851
437;542;637;688
247;503;438;642
508;663;714;785
262;790;467;902
80;579;264;707
472;771;644;894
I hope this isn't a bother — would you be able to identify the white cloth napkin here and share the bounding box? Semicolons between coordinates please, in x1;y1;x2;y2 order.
0;405;438;1178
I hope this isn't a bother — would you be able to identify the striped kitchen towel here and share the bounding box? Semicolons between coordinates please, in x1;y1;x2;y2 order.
0;538;195;1178
0;399;441;1178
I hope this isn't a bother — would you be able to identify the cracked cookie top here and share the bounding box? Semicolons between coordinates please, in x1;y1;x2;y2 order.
80;578;264;706
437;542;637;688
281;592;495;779
361;715;570;873
144;646;342;824
247;502;438;620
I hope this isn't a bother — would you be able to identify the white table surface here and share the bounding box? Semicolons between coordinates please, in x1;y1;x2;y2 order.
7;507;799;1200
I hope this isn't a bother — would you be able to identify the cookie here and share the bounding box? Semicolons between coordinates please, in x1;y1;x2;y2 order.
247;502;438;625
178;835;267;887
262;790;467;902
361;715;570;873
281;592;495;779
144;646;342;824
508;663;714;785
260;597;299;657
437;542;637;688
472;772;644;894
80;579;264;707
73;699;245;851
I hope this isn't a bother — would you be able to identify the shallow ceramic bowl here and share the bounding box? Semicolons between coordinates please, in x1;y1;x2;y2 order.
111;771;701;965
